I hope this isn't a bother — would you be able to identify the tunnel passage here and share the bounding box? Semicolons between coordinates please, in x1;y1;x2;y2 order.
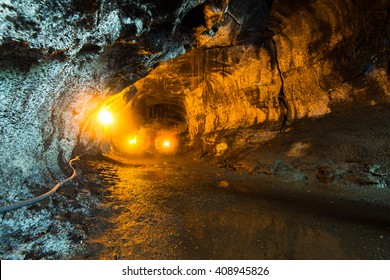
0;0;389;260
70;0;388;162
133;98;187;130
79;86;188;157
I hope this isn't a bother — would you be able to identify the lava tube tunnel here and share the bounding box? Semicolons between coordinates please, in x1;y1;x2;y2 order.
0;0;389;260
81;86;185;156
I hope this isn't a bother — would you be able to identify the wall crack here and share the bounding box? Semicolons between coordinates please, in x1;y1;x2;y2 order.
268;31;289;135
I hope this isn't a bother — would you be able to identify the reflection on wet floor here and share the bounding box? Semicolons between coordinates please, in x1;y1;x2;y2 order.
185;202;350;259
77;156;390;260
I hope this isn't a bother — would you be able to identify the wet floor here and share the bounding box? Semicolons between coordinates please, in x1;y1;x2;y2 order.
73;155;390;259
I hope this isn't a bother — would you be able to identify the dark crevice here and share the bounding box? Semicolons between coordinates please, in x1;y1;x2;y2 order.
181;3;206;30
226;10;241;26
72;0;101;14
351;0;362;11
77;44;101;56
268;31;288;136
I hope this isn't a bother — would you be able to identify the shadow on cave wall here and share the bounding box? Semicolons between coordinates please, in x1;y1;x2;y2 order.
268;0;389;114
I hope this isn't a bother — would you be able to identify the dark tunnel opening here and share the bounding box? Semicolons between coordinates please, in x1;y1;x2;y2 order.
180;4;207;30
144;103;187;124
126;95;188;155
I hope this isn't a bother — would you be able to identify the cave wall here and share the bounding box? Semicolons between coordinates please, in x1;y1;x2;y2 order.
0;54;103;201
270;0;389;118
124;44;282;143
124;0;389;153
0;0;209;203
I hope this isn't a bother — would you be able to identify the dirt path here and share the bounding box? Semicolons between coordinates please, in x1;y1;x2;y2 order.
72;155;390;259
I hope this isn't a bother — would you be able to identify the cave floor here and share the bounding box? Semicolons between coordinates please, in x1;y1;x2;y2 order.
68;153;390;260
1;104;389;260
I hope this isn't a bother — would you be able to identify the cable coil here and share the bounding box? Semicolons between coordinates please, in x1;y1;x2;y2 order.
0;156;80;214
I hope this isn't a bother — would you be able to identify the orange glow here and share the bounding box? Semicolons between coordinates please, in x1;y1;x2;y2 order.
155;133;178;154
97;107;113;125
123;134;146;155
163;140;171;148
128;137;137;145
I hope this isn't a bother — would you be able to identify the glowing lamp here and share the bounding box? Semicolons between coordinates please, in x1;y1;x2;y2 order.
129;137;137;145
155;134;177;154
97;107;113;125
163;140;171;148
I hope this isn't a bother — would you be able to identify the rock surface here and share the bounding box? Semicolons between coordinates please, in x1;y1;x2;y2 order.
120;0;389;154
0;0;212;202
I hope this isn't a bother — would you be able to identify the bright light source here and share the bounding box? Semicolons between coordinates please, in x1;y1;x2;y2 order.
129;137;137;145
155;134;177;154
97;107;113;125
163;140;171;148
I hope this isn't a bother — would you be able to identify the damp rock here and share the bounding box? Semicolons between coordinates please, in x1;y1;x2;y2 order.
270;160;307;182
218;180;229;188
215;142;228;156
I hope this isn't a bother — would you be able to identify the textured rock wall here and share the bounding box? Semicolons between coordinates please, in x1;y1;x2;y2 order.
122;0;389;154
123;44;282;142
0;53;107;203
0;0;121;203
269;0;389;119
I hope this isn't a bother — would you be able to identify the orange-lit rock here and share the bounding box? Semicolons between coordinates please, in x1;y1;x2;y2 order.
122;45;282;145
269;0;389;118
